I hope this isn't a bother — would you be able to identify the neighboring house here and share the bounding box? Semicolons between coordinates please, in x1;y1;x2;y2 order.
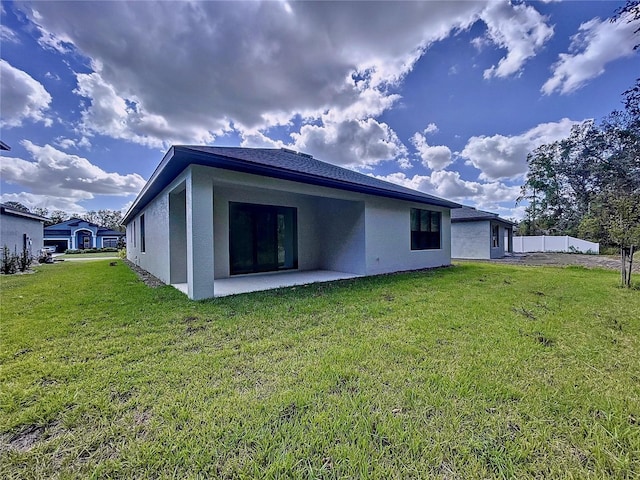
0;203;47;255
451;206;515;259
123;146;461;299
44;219;124;252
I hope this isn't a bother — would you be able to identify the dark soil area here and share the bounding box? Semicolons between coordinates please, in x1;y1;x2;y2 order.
482;252;639;273
124;259;166;288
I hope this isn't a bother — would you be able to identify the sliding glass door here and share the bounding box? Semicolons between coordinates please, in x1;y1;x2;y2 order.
229;202;298;275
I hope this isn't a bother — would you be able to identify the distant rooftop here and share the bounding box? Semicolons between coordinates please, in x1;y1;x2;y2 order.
451;205;515;225
0;203;48;222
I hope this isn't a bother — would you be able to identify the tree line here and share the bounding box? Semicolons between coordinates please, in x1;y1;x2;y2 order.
2;202;125;232
517;78;639;285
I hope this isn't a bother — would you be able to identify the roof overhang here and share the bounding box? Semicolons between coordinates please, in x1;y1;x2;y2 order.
452;217;516;227
0;205;48;222
123;147;461;224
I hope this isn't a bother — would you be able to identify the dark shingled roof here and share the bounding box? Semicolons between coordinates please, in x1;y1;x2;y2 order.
124;146;461;223
44;218;124;237
451;206;515;225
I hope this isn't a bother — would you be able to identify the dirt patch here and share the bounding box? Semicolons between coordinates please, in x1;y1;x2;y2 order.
123;260;166;288
0;421;61;453
473;253;639;273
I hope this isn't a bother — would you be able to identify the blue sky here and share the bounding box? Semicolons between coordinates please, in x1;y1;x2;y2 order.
1;0;637;219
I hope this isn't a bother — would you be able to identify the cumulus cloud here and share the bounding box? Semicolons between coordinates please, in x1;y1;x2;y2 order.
290;118;408;169
373;170;521;215
480;1;554;79
542;15;638;95
0;59;52;128
18;1;546;162
410;126;452;170
424;123;439;134
54;136;91;150
74;72;217;149
460;118;581;181
0;192;88;213
14;1;556;168
0;142;145;210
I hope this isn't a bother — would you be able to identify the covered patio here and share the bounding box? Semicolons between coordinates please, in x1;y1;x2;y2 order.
172;269;361;297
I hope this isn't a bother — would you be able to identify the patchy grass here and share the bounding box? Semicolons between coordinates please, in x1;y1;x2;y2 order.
1;260;639;478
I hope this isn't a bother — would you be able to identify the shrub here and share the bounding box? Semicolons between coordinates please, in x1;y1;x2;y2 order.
1;245;17;274
65;247;119;255
118;248;127;259
17;245;32;272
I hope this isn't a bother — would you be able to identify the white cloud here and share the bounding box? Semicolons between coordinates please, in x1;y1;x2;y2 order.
410;126;452;171
460;118;581;181
14;1;492;159
0;24;19;43
289;118;408;169
73;72;218;149
14;0;556;167
44;71;61;81
424;123;439;134
0;59;52;128
373;170;522;217
0;192;87;213
53;136;91;150
542;15;638;95
480;1;554;79
54;137;77;150
0;142;145;211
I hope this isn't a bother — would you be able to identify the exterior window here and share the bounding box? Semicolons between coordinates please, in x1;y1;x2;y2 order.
411;208;441;250
103;238;118;248
140;214;146;252
133;221;136;248
229;202;298;275
492;224;500;247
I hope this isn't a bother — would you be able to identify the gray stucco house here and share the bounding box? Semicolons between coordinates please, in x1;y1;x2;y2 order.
451;206;515;259
123;146;461;299
0;203;47;256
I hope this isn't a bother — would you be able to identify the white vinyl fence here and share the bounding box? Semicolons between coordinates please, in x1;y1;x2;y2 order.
512;236;599;254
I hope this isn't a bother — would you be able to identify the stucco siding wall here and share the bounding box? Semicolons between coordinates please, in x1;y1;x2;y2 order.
125;164;454;297
451;221;490;259
0;214;44;254
169;188;187;284
127;187;172;283
364;198;451;275
315;198;366;274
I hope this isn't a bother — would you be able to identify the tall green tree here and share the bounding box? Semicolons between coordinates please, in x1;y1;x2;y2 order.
2;201;30;212
80;210;124;232
520;80;640;286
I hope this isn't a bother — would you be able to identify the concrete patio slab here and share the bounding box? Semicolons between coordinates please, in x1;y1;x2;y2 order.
172;270;361;297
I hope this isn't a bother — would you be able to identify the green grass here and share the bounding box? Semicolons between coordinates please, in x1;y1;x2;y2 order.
1;260;639;478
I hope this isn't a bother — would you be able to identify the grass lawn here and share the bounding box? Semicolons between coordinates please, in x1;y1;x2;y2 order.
1;260;639;478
